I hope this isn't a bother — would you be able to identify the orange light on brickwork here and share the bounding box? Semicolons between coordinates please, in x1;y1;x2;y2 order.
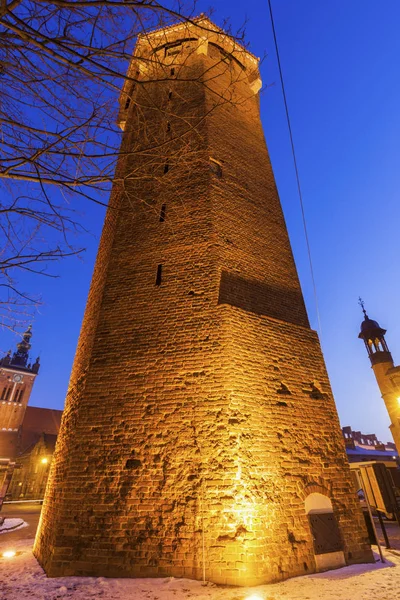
397;397;400;406
2;550;16;559
228;503;256;531
245;595;264;600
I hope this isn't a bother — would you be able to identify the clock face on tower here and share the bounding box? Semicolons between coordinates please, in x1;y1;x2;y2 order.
13;374;23;383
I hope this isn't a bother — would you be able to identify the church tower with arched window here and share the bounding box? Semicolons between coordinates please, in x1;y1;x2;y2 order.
358;301;400;452
0;326;40;434
34;16;372;586
0;326;40;504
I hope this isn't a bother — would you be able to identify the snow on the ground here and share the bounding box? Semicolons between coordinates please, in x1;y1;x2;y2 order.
1;539;400;600
0;518;27;534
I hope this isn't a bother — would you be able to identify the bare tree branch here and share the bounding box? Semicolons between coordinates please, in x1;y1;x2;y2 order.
0;0;255;331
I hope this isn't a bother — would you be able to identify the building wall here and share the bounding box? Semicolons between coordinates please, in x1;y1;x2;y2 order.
0;368;36;432
8;435;52;501
34;19;372;585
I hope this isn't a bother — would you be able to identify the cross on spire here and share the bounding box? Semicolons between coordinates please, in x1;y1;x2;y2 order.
358;297;368;319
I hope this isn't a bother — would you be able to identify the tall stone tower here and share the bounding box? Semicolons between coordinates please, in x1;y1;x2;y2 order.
34;17;372;585
358;302;400;451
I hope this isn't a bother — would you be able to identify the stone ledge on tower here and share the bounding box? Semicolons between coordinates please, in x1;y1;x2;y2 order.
117;14;262;130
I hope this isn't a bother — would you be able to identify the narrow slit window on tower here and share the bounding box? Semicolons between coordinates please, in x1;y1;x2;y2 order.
170;68;175;76
163;160;169;174
166;122;171;132
168;90;172;101
155;264;163;286
159;204;166;222
209;157;223;178
124;84;135;110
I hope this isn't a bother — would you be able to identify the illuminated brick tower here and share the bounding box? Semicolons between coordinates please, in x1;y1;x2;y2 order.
35;17;372;585
358;301;400;452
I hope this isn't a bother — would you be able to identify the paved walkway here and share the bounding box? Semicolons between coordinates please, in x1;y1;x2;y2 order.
1;501;400;550
1;504;400;600
0;502;41;545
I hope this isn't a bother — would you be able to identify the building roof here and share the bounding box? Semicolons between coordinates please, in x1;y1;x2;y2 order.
347;446;398;459
0;431;19;461
19;406;62;455
19;432;58;458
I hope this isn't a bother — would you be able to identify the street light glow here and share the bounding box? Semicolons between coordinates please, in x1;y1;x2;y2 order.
244;595;264;600
41;457;48;464
2;550;16;558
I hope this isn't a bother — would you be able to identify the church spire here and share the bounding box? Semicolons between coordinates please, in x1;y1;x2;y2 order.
358;296;368;319
0;325;40;373
358;300;392;366
11;324;32;368
358;302;400;453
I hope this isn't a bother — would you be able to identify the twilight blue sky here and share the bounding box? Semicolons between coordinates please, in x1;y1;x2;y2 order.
2;1;400;443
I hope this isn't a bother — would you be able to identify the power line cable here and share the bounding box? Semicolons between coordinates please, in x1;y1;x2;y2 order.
267;0;322;341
